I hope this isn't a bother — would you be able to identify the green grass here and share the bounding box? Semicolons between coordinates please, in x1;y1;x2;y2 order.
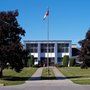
58;67;90;84
41;67;56;80
0;67;37;86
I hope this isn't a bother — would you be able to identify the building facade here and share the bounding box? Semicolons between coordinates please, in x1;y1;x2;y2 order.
24;40;72;66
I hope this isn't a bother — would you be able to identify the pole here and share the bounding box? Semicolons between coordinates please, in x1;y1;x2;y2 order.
47;7;49;75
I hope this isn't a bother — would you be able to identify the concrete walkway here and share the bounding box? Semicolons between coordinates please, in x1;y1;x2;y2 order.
52;66;74;84
26;67;43;81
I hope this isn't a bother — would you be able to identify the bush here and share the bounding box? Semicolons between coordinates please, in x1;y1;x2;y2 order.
69;58;75;66
27;55;34;67
62;55;69;67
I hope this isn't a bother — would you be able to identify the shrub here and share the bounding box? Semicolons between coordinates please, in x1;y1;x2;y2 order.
62;55;69;67
69;58;75;66
27;55;34;67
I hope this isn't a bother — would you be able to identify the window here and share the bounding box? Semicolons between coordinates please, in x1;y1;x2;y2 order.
64;47;69;52
49;44;54;52
26;44;31;50
57;43;69;53
26;43;38;53
41;43;54;53
57;58;62;63
41;44;47;53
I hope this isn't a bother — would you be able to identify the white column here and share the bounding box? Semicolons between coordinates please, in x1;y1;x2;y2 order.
69;42;72;57
55;43;57;64
67;42;72;67
38;43;40;62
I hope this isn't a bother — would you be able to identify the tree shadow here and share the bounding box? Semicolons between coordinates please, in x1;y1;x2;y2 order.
1;76;30;81
31;76;83;81
56;76;83;80
0;75;83;81
29;76;41;81
41;76;56;80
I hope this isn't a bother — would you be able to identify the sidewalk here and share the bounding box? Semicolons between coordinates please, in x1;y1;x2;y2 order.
25;66;74;86
52;67;74;84
26;67;43;81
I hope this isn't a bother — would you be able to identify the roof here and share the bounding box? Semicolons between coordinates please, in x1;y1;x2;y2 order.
24;40;72;43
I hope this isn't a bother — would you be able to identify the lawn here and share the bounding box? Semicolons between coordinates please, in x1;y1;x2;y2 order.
41;67;56;80
0;67;37;86
58;67;90;84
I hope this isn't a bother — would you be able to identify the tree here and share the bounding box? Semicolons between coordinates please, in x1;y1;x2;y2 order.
27;55;34;67
69;58;75;67
0;10;25;77
22;49;30;67
62;55;69;67
78;30;90;68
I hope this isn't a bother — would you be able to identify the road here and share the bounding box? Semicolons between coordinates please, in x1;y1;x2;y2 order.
0;80;90;90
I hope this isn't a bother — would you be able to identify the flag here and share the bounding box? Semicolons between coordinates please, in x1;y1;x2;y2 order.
43;10;49;20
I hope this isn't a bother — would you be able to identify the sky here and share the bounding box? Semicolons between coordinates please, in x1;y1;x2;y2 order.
0;0;90;45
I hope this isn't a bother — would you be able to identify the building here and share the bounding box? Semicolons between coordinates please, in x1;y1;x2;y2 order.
71;44;81;65
72;44;80;56
24;40;72;66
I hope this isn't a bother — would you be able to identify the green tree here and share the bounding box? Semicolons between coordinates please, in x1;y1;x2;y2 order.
0;10;25;77
22;49;30;67
69;58;75;66
78;30;90;68
27;55;34;67
62;55;69;67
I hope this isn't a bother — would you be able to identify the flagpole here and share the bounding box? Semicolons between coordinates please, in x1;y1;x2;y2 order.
43;7;49;75
47;7;49;75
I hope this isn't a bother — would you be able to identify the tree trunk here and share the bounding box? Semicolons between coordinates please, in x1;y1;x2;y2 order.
0;67;3;77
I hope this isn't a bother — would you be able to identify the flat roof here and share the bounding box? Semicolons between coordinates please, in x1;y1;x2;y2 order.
24;40;72;43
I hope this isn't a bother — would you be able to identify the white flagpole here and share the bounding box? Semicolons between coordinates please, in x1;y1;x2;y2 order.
47;7;49;75
43;7;50;75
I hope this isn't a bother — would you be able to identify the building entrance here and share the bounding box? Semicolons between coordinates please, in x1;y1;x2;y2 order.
40;57;55;66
